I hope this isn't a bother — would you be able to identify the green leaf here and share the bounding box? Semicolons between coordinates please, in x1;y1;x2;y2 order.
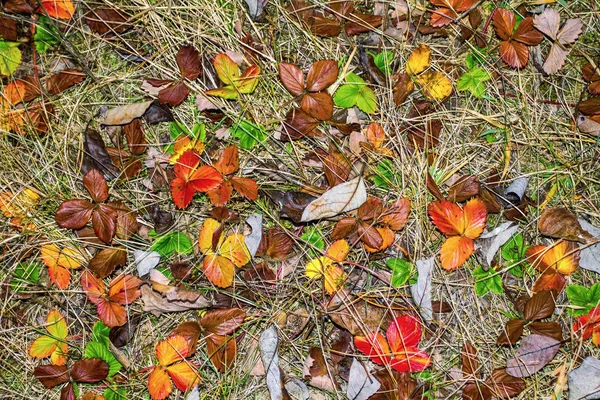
333;73;377;114
84;341;122;377
192;122;207;142
301;227;324;257
473;266;503;296
104;387;127;400
465;47;488;70
457;68;490;98
373;159;394;187
387;258;414;287
0;40;22;76
92;320;111;345
567;283;600;316
501;233;525;264
370;51;394;76
231;120;267;150
150;231;194;257
34;17;60;54
10;262;41;292
169;121;188;140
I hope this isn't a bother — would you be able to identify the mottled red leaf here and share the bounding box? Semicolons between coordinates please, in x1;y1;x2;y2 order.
279;63;305;96
70;358;109;383
55;200;95;230
176;45;202;80
83;168;109;203
159;82;190;107
46;69;85;95
33;365;70;389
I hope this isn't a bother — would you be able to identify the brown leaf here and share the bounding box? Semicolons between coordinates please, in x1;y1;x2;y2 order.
258;228;295;261
505;334;560;377
301;91;333;121
332;217;358;239
173;321;202;355
0;16;18;41
88;247;126;278
393;73;415;106
529;321;563;341
345;13;383;36
577;97;600;116
177;45;202;80
538;207;593;243
84;7;131;35
46;70;86;95
480;188;502;214
83;168;109;203
33;365;70;389
303;347;336;391
497;319;525;345
281;107;320;140
265;190;317;223
533;272;566;295
109;201;139;240
461;342;479;378
310;15;342;37
358;222;383;249
326;289;392;335
2;0;38;14
61;384;76;400
82;129;119;178
205;334;237;372
462;383;492;400
279;63;305;96
123;119;147;155
358;197;384;221
55;199;94;230
431;300;452;313
158;82;189;107
323;146;351;187
140;284;211;315
426;172;445;201
201;308;246;335
170;262;193;281
109;315;139;347
486;368;525;398
91;204;118;243
372;370;419;400
380;198;411;231
306;60;338;92
70;358;109;383
524;290;555;321
448;176;480;202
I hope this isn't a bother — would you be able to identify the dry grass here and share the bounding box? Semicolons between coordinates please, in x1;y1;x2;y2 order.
1;0;600;399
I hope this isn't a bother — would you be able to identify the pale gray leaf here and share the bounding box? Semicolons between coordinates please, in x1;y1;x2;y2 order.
505;334;560;378
577;115;600;137
102;100;153;126
301;177;367;222
347;359;381;400
133;250;161;276
568;357;600;400
260;325;283;400
186;387;200;400
285;378;310;400
579;219;600;274
245;214;263;257
504;177;529;205
533;8;560;39
245;0;268;19
476;222;519;267
410;257;434;323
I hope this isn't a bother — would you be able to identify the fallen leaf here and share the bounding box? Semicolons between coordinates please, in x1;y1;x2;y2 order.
326;290;393;336
102;101;153;126
505;334;560;378
244;214;263;257
578;219;600;274
475;222;519;268
82;129;119;178
303;347;336;392
134;250;161;276
84;7;131;35
259;325;288;400
568;356;600;400
486;369;525;399
140;284;211;316
245;0;268;19
538;208;593;243
346;359;381;400
301;177;367;222
533;9;582;75
410;257;434;323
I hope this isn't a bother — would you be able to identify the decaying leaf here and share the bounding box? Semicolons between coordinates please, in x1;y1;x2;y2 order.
568;356;600;400
410;257;434;323
301;177;367;222
326;290;393;336
140;284;211;316
505;334;560;378
476;222;519;268
578;219;600;274
538;208;593;244
347;359;381;400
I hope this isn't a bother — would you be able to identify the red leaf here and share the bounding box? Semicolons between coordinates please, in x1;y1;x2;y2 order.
345;13;383;36
533;272;566;294
493;9;515;41
33;365;70;388
499;40;530;68
171;150;223;208
386;315;422;351
176;45;202;80
513;17;543;45
91;204;118;243
40;0;75;19
124;119;147;155
310;16;342;37
281;107;320;140
487;369;525;399
60;384;76;400
306;60;338;92
279;63;305;96
171;177;197;209
46;69;85;95
70;358;109;383
201;308;246;335
430;7;457;28
55;199;94;230
159;82;190;107
301;91;333;121
83;168;109;203
354;332;392;366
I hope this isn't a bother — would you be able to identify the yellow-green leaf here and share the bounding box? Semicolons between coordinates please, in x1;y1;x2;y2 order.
0;40;22;76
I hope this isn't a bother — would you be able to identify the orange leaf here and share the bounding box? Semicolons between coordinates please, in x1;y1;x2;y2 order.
156;335;190;366
366;122;385;148
364;227;395;253
203;254;236;288
41;0;75;19
198;218;221;254
29;309;68;365
326;239;350;262
205;334;237;372
148;367;173;400
40;243;84;289
440;236;474;270
428;198;487;239
354;332;392;366
166;361;200;391
171;150;223;208
230;177;258;201
214;145;239;176
169;136;205;165
323;264;345;294
533;272;566;294
526;241;579;275
207;181;233;206
107;274;141;305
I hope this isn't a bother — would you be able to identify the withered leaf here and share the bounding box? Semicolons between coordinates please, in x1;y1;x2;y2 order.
70;358;109;383
462;342;479;378
538;207;593;243
523;290;555;321
85;7;131;35
46;69;86;95
393;73;415;106
326;290;393;335
265;190;317;224
109;315;140;347
201;308;246;336
33;365;70;389
529;321;563;342
448;175;480;202
0;17;18;41
172;320;201;355
82;129;119;178
505;334;560;378
88;247;126;278
486;369;525;399
140;284;211;315
496;319;525;345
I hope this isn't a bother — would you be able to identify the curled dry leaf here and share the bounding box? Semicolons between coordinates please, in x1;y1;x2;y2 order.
538;207;593;243
301;176;367;222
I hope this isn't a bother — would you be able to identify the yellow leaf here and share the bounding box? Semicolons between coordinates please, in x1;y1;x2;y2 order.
198;218;221;255
414;71;453;101
406;44;431;75
323;264;345;294
29;309;68;365
218;233;251;268
326;239;350;262
305;256;330;279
